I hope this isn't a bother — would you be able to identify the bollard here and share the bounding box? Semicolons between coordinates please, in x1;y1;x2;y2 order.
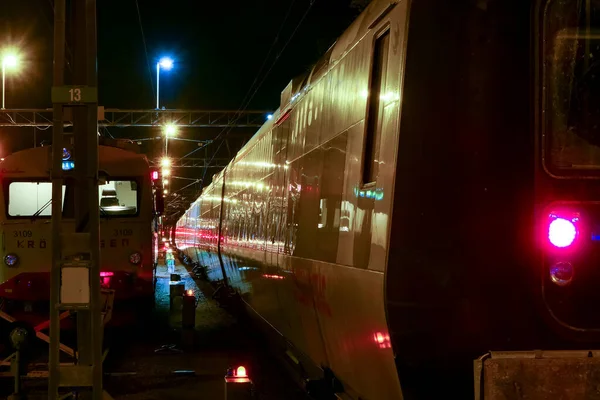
182;290;196;329
224;366;253;400
181;289;196;348
169;280;185;311
8;327;29;400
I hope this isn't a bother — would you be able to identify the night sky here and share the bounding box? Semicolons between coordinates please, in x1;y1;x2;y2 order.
0;0;370;215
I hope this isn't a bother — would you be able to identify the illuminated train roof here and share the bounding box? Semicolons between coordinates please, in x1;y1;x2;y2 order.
0;145;150;178
205;1;396;199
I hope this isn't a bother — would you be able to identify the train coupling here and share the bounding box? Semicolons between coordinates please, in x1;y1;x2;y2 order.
475;350;600;400
224;365;254;399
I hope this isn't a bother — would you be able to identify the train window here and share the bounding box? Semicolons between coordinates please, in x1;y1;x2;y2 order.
7;180;138;217
8;182;66;217
363;29;390;185
545;0;600;172
99;180;138;216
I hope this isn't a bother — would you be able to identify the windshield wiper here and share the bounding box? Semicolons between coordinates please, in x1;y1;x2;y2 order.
31;199;53;219
99;206;111;219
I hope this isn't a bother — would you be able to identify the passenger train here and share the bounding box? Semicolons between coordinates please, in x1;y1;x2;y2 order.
176;0;600;398
0;138;158;327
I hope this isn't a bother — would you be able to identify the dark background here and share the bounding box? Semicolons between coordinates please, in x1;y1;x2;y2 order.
0;0;370;216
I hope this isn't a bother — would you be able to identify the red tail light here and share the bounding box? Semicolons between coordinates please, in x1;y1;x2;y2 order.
151;171;159;180
548;215;578;248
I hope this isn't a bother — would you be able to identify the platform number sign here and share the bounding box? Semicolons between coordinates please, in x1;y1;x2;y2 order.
69;88;81;102
51;86;98;105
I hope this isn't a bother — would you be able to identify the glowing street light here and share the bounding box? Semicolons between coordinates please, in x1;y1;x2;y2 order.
2;52;19;110
163;123;177;155
161;157;171;168
162;168;171;177
164;123;177;137
156;56;173;110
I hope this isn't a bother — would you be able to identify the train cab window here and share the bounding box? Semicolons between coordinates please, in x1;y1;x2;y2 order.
8;182;66;217
545;0;600;172
99;180;138;216
363;29;390;185
6;180;138;217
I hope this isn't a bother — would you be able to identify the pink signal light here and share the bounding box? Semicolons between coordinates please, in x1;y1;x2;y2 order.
548;217;577;248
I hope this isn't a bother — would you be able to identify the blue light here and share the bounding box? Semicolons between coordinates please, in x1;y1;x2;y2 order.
353;186;384;200
4;254;18;267
62;148;71;160
159;57;173;70
62;161;75;170
267;114;273;120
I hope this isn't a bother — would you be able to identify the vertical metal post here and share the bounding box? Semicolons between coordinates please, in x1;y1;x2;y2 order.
50;0;101;398
586;0;591;72
49;0;66;397
86;1;102;397
72;0;101;398
13;349;21;395
216;168;229;287
2;62;5;110
156;63;160;109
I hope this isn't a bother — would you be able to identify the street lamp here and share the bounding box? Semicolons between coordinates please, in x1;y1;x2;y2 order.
161;157;171;168
2;53;19;110
156;57;173;109
163;123;177;155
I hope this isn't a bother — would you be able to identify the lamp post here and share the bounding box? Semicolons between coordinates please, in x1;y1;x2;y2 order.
1;53;18;110
163;123;177;156
156;57;173;109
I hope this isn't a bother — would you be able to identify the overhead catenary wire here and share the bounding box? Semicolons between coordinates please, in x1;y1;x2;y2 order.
134;0;156;106
173;0;318;200
173;0;299;165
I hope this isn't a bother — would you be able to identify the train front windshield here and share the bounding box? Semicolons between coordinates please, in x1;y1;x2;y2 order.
6;180;139;217
546;0;600;171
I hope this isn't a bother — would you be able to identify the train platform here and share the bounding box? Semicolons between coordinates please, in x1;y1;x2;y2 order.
0;261;310;399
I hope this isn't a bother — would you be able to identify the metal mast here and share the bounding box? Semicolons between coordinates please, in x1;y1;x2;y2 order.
49;0;103;398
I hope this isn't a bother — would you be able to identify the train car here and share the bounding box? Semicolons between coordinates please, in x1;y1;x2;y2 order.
0;138;157;327
177;0;600;398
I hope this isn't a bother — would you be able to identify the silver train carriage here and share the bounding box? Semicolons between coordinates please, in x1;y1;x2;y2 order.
176;0;600;398
0;139;156;326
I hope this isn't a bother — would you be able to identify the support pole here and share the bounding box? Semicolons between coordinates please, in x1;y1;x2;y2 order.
2;63;6;110
49;0;66;396
49;0;101;398
72;0;101;398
